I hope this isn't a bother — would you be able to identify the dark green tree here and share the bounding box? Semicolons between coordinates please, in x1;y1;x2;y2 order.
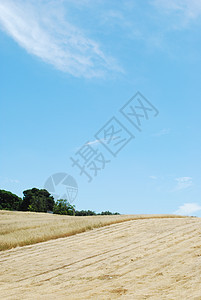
0;189;22;211
75;210;96;216
20;188;54;212
53;199;75;215
97;211;120;215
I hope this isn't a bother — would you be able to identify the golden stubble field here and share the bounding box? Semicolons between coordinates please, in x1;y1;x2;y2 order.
1;211;201;299
0;210;182;251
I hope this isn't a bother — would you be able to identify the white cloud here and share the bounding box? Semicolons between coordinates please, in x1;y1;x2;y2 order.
0;0;121;78
149;175;157;180
0;177;20;184
84;136;119;147
175;177;193;191
85;139;105;146
152;128;170;137
174;203;201;216
75;136;119;150
152;0;201;24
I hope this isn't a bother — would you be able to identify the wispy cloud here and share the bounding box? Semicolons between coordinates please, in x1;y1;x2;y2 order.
0;177;20;184
152;128;170;137
85;136;119;146
85;139;105;146
75;136;119;150
152;0;201;25
174;177;193;191
174;203;201;216
0;0;121;78
149;175;157;180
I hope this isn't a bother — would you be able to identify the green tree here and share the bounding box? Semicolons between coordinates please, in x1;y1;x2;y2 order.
20;188;54;212
75;210;96;216
0;189;22;211
53;199;75;215
97;211;120;215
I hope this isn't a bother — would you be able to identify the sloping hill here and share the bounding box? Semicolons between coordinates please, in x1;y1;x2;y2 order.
0;210;182;250
0;216;201;299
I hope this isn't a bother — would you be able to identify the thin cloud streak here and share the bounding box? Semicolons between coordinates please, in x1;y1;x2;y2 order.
0;0;122;78
0;177;20;184
174;177;193;191
85;136;119;146
149;175;157;180
152;128;170;137
152;0;201;24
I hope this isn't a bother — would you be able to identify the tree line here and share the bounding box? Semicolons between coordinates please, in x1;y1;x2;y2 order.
0;188;119;216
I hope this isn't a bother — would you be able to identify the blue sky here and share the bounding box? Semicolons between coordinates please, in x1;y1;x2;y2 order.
0;0;201;216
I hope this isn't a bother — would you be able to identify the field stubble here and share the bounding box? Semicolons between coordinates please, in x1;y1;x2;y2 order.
0;213;201;299
0;210;184;251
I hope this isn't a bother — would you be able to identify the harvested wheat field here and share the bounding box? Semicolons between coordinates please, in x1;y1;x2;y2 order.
1;213;201;299
0;210;181;251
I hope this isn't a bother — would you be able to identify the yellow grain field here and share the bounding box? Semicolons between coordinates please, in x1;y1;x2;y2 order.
1;212;200;299
0;210;183;251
